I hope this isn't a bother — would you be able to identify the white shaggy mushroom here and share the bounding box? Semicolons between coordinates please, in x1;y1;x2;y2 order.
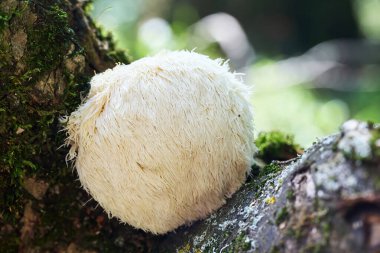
65;50;255;234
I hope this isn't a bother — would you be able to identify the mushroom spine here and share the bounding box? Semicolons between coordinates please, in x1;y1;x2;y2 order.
65;50;256;234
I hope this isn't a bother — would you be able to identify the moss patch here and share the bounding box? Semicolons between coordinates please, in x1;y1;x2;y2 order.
25;3;74;80
0;0;145;251
246;162;284;199
0;10;11;32
256;131;302;163
0;0;80;221
226;232;251;253
86;10;130;65
0;1;90;251
259;163;282;177
95;28;130;64
370;123;380;159
275;207;289;225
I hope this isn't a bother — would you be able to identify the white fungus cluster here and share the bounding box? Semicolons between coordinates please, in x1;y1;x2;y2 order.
65;50;255;234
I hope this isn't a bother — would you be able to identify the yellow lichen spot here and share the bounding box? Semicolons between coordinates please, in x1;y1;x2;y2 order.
265;196;276;205
178;243;191;253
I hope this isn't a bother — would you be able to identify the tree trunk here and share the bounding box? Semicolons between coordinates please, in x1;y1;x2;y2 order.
1;1;380;253
0;1;155;252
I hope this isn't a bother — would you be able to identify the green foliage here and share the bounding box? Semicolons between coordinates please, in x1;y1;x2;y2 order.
256;131;302;163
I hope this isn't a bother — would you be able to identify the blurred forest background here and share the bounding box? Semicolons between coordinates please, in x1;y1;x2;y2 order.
89;0;380;147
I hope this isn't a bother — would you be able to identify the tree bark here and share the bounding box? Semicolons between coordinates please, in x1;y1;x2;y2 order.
0;1;155;252
1;1;380;253
159;120;380;253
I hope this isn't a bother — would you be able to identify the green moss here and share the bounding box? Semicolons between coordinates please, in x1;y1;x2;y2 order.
1;0;77;199
249;163;261;178
0;4;19;75
25;3;75;81
81;0;129;64
92;21;130;64
226;232;251;253
259;163;282;177
0;0;139;251
321;222;331;240
107;45;130;64
0;1;89;251
246;162;284;199
286;189;295;201
370;125;380;158
0;11;11;32
223;230;231;238
275;207;289;225
255;131;302;163
0;0;23;32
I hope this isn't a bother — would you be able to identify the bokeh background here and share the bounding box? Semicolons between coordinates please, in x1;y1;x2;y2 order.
88;0;380;147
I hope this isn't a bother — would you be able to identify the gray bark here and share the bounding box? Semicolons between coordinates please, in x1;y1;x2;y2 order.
159;120;380;253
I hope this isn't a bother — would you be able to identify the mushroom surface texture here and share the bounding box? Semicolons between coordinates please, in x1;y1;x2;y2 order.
65;50;256;234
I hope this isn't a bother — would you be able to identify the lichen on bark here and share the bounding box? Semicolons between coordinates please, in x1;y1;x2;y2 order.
158;120;380;253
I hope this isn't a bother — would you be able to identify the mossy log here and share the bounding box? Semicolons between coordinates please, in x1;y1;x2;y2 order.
1;1;380;253
159;120;380;253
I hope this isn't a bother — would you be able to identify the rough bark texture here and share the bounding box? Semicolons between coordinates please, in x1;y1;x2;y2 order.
1;1;380;253
0;1;156;252
158;120;380;253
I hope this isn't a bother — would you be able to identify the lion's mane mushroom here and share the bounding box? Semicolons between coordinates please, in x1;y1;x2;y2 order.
65;50;255;234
